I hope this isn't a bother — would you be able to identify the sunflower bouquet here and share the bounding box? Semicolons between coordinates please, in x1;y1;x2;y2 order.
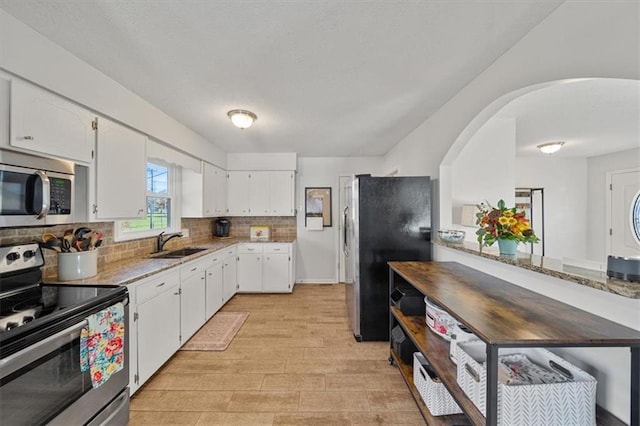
475;199;539;246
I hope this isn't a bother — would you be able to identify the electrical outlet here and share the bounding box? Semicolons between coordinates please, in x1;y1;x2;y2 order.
181;228;190;238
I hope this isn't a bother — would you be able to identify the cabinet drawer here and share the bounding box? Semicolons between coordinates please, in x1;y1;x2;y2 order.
136;270;180;304
263;243;290;254
237;243;263;254
181;258;208;280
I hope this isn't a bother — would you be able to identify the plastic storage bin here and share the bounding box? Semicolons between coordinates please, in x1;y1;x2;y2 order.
391;325;415;365
425;297;457;340
413;352;462;416
456;340;597;426
390;286;425;315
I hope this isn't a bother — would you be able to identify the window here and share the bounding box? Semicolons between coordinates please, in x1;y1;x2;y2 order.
633;191;640;245
115;161;180;241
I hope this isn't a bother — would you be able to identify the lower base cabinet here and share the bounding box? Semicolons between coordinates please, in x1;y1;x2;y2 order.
237;243;293;293
133;270;181;393
222;246;237;303
180;260;207;343
205;256;223;319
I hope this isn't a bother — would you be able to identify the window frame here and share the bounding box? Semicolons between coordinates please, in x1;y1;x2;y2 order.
113;160;181;242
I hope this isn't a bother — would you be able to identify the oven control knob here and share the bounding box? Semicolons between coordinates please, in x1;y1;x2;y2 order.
6;252;20;262
23;250;36;259
6;322;19;330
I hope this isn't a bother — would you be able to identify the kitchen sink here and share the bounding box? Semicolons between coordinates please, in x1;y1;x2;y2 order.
152;247;207;258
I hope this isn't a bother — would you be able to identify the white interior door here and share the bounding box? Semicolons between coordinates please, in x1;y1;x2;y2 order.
609;169;640;258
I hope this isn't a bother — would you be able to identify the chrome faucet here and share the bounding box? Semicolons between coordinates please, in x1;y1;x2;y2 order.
156;231;183;252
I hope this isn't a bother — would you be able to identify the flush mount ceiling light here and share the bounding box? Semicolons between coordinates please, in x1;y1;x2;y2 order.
537;141;565;154
227;109;257;129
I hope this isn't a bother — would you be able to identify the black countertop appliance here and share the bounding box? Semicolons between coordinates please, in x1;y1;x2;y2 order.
214;218;230;237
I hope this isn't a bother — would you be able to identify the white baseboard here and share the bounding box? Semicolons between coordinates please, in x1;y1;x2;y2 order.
295;279;338;284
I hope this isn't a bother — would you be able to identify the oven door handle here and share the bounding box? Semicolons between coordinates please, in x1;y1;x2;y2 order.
0;319;88;379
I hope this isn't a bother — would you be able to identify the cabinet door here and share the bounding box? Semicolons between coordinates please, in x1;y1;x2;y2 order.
249;171;270;216
270;171;295;216
222;251;237;302
206;259;224;318
227;171;250;216
202;162;217;217
95;117;146;219
237;253;263;292
180;271;206;343
10;79;95;163
136;282;181;386
263;253;291;292
214;166;227;216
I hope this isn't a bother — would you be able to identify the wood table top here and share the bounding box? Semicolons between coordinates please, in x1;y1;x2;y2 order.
388;261;640;346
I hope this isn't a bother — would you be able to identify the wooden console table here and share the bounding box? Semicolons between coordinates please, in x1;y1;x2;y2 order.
388;261;640;426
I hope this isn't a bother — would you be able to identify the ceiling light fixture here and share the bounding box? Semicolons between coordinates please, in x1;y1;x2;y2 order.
227;109;257;129
537;141;565;154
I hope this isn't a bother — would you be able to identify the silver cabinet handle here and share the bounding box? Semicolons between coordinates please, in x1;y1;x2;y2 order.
22;135;34;140
156;282;165;287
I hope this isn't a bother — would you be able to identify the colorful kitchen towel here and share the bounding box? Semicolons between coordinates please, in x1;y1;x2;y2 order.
80;302;125;388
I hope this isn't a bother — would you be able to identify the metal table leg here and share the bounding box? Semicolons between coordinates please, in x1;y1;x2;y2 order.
632;346;639;426
486;344;499;425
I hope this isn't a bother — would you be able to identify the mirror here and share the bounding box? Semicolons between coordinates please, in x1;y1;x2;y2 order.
447;78;640;270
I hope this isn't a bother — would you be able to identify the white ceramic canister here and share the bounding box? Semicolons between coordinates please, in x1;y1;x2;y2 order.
57;250;98;281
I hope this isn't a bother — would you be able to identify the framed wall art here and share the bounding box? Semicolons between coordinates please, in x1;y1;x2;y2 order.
305;187;332;228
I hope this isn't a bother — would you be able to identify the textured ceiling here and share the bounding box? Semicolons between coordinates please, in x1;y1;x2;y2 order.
0;1;564;157
498;79;640;158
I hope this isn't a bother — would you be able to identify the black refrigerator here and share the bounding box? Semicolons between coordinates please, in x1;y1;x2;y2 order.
344;175;432;341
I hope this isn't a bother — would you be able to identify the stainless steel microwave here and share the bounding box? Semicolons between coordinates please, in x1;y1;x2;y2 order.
0;149;75;227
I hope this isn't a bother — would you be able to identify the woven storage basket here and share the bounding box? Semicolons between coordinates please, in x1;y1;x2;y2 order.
413;352;462;416
456;341;597;426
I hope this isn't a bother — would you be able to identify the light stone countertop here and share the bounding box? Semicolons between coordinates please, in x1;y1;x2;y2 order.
435;240;640;299
45;237;296;287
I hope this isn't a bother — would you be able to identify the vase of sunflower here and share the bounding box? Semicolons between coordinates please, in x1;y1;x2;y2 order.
475;199;539;256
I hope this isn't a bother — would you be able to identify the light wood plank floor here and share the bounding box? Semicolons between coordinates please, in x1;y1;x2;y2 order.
130;283;424;425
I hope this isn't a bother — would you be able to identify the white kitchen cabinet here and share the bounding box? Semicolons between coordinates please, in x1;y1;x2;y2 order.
180;259;207;342
93;116;147;220
182;161;227;217
269;171;295;216
222;246;237;303
9;79;95;163
249;171;271;215
237;243;293;293
227;170;295;217
205;252;224;318
227;171;250;215
237;243;263;292
133;270;181;393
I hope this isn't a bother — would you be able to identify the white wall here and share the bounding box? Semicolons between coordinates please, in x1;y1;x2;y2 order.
0;10;226;168
295;157;383;283
383;2;640;421
515;156;588;260
451;118;516;228
588;148;640;262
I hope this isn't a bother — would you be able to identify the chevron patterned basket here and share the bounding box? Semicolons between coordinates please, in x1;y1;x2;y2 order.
456;342;597;426
413;352;462;416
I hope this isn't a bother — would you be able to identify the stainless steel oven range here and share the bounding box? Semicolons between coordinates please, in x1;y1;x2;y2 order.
0;242;129;425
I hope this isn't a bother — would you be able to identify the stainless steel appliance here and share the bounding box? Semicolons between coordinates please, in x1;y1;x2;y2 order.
0;149;75;227
344;175;432;341
0;243;129;425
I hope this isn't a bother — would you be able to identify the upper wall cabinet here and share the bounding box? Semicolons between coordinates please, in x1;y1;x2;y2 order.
10;79;95;163
93;117;147;219
226;170;295;217
182;162;227;217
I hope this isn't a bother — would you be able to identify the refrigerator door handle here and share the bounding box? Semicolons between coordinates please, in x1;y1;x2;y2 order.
343;205;349;257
